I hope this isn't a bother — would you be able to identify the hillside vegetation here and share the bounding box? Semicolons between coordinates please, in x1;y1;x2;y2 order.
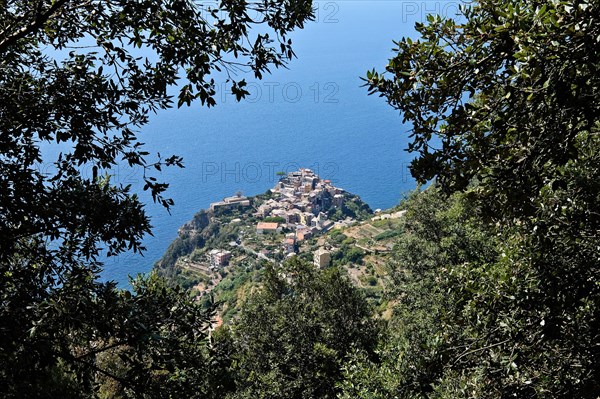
155;175;377;322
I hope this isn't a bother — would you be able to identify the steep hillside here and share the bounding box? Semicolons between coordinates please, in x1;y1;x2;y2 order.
154;169;381;321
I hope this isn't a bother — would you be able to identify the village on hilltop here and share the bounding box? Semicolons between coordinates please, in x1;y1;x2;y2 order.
206;168;355;269
167;168;407;308
255;168;347;234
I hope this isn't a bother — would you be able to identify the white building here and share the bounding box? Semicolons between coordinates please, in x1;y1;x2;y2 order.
313;248;331;269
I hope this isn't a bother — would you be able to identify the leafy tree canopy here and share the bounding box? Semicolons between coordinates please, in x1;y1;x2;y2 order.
0;0;313;396
361;1;600;397
366;0;600;220
226;258;378;399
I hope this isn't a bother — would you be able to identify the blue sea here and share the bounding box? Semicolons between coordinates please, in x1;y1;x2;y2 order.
93;1;460;286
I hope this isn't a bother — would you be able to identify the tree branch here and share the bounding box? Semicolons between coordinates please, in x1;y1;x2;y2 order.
0;0;71;54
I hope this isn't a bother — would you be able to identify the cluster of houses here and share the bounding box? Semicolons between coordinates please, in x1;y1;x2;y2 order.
254;169;347;258
207;169;346;270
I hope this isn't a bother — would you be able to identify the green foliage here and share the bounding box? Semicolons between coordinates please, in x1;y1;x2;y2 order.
157;210;244;281
359;2;600;396
339;188;500;398
211;267;257;323
366;275;378;286
94;274;217;397
366;0;600;222
329;196;373;221
373;229;400;241
0;0;313;396
345;184;600;396
329;229;345;238
227;257;378;399
263;216;286;224
0;271;216;398
158;232;207;274
333;245;365;266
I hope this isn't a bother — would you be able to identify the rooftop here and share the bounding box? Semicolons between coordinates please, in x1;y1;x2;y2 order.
257;222;279;230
